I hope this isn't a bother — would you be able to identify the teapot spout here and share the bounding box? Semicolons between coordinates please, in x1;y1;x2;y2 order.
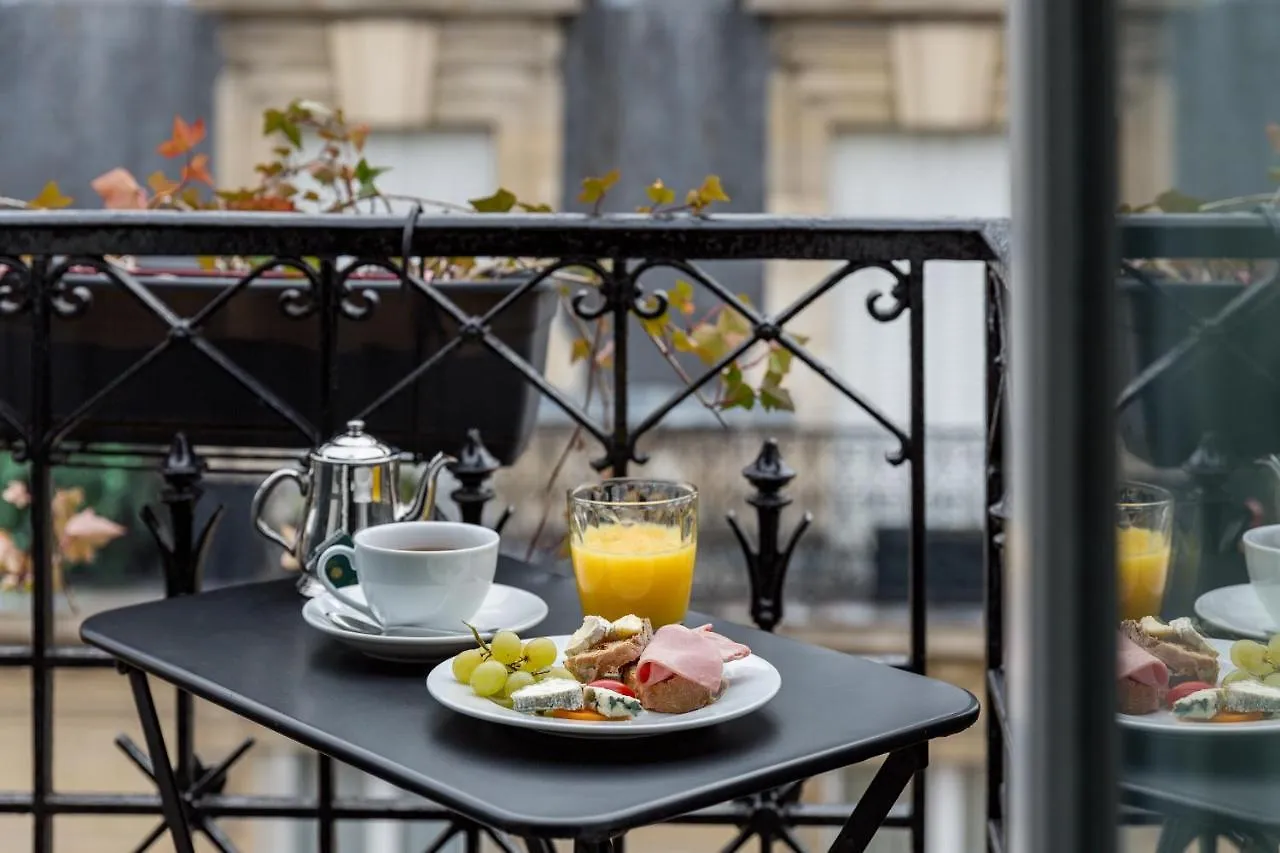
399;452;456;522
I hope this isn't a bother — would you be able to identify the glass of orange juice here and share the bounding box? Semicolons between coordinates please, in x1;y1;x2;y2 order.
1117;482;1174;622
567;479;698;627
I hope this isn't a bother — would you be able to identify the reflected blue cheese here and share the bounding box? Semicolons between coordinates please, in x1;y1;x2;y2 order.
1172;688;1220;721
585;686;642;719
509;678;584;714
1222;681;1280;714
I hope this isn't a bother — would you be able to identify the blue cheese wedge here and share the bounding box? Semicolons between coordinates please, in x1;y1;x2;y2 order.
1222;681;1280;714
584;686;642;719
607;614;645;641
565;616;611;656
1172;687;1221;721
509;678;584;714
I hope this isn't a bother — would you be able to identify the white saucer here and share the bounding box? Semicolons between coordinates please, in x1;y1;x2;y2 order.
1194;584;1280;640
1119;638;1280;734
302;584;549;663
426;635;781;739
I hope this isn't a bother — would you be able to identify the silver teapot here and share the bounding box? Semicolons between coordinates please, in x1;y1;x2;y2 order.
250;419;454;594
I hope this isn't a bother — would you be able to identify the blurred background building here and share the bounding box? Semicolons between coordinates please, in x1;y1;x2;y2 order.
0;0;1198;850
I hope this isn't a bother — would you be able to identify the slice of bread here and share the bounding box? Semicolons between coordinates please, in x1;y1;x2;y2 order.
1120;620;1220;685
1118;677;1166;715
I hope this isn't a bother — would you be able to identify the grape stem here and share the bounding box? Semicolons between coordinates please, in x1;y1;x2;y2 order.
463;622;493;657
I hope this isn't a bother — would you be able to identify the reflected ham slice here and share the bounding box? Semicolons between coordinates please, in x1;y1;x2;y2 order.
693;624;751;662
1118;630;1168;687
637;624;725;693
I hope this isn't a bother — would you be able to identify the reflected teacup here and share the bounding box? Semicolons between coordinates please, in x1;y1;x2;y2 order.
317;521;499;631
1241;524;1280;627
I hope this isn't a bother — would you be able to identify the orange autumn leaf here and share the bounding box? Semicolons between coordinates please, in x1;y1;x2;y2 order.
90;168;147;210
181;153;214;187
156;116;207;159
146;171;180;197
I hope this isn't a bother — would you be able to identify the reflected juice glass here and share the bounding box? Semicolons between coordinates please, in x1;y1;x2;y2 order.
1117;482;1174;622
567;479;698;627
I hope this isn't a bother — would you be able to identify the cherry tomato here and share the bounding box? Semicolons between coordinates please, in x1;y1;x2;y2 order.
549;709;615;722
1166;681;1216;707
586;679;636;698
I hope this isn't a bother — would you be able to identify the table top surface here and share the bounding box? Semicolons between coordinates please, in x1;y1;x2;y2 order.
81;557;978;839
1123;732;1280;831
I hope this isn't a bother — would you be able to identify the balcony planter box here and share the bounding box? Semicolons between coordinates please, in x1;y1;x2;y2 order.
1119;276;1280;468
0;270;556;464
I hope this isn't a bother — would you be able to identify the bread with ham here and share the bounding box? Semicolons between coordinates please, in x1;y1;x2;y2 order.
627;624;752;714
1118;630;1169;714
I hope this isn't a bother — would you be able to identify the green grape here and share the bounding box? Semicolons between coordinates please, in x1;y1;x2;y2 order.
1268;634;1280;665
1223;669;1255;686
451;648;484;684
504;670;536;698
523;637;558;671
542;666;577;683
489;631;524;666
469;660;509;697
1231;640;1272;676
1264;673;1280;689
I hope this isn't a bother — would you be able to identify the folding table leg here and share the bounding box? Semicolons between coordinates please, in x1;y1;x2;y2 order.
828;744;928;853
125;667;197;853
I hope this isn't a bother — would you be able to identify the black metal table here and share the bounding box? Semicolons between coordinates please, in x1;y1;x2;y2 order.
80;556;979;853
1123;733;1280;852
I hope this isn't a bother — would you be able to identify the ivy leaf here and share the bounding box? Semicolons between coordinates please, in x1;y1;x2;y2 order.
1153;189;1204;213
720;381;755;411
570;338;592;364
768;347;792;376
349;124;370;152
690;323;727;364
646;179;675;206
671;328;696;353
354;158;389;188
672;279;696;314
698;175;730;204
639;303;669;338
470;188;517;213
759;382;794;412
517;201;553;213
90;168;147;210
181;153;215;187
28;181;72;210
578;169;620;205
147;171;180;196
791;332;810;346
196;256;220;272
156;116;206;159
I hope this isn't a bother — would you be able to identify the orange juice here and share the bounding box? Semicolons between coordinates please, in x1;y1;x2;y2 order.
1117;526;1171;621
569;522;696;627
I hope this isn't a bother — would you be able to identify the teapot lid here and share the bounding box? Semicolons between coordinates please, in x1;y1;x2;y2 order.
311;420;397;464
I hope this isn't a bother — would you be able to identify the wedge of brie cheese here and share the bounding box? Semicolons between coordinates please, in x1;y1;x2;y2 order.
564;615;611;656
509;679;585;714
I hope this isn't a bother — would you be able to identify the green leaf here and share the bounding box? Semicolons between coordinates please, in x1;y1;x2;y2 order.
354;158;389;187
646;179;676;206
719;381;755;411
759;383;794;412
570;338;592;363
639;305;669;338
690;324;727;364
767;347;793;376
791;332;810;346
517;201;553;213
716;306;751;338
470;188;518;213
671;328;696;353
1152;189;1204;213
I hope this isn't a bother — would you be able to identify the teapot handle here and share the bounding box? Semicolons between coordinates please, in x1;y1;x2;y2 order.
250;468;307;554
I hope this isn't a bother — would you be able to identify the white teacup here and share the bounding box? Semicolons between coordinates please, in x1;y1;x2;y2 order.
317;521;499;631
1241;524;1280;626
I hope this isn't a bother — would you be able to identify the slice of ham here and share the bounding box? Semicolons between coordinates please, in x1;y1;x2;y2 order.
636;624;725;693
1118;630;1168;687
693;624;751;662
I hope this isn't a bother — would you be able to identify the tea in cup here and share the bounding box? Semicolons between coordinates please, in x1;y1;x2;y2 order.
317;521;499;631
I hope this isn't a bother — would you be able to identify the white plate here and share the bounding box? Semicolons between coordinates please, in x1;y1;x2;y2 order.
1119;638;1280;734
1194;584;1279;641
302;584;548;663
426;634;781;738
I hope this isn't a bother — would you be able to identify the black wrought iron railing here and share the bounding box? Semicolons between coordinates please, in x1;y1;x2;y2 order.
0;211;1008;853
